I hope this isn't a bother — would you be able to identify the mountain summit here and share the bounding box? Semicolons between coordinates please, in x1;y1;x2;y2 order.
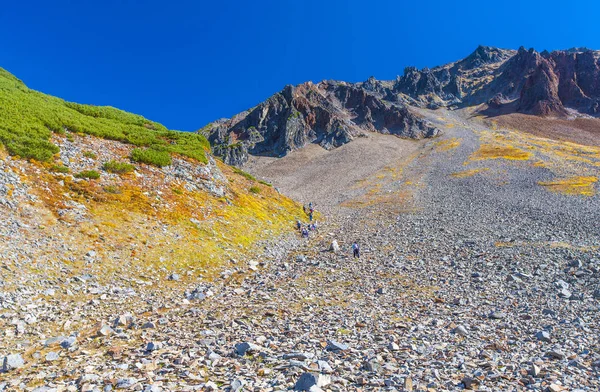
201;46;600;166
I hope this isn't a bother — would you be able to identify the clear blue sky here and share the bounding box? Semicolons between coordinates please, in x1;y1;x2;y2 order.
1;1;599;131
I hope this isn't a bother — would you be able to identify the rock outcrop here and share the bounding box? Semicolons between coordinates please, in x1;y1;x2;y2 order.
200;82;439;166
392;46;600;116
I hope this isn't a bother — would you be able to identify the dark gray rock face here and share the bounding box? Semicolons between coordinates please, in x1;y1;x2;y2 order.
200;82;439;166
392;46;600;116
2;354;24;371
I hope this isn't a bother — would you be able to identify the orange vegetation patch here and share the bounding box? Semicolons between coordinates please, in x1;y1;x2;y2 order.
471;143;532;161
17;154;302;283
435;137;461;152
538;176;598;197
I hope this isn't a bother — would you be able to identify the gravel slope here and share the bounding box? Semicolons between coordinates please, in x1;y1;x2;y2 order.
1;109;599;391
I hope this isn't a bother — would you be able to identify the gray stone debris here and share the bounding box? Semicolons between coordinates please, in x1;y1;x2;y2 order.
229;379;244;392
141;321;156;329
2;354;24;371
546;349;566;360
294;373;331;391
452;325;469;337
98;324;114;336
535;330;551;342
234;342;260;356
326;340;349;351
2;113;600;391
145;342;162;352
45;351;59;362
489;311;506;320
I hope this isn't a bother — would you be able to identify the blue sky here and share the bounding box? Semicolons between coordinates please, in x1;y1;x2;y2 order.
1;1;599;131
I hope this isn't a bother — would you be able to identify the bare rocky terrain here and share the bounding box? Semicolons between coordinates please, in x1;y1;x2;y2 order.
2;46;600;392
2;107;600;392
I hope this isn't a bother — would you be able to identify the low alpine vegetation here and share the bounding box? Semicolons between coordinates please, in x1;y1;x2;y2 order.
0;67;210;165
233;166;256;181
82;151;97;159
131;147;172;167
74;170;100;179
103;160;135;174
50;164;69;173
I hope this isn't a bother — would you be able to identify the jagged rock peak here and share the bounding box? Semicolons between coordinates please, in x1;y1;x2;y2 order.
200;81;440;166
390;45;600;117
462;45;513;67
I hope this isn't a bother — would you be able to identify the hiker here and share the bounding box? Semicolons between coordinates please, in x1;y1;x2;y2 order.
309;211;313;222
302;227;309;238
296;220;302;230
352;242;360;258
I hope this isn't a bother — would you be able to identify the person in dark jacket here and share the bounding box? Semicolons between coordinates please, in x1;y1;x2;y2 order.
352;242;360;258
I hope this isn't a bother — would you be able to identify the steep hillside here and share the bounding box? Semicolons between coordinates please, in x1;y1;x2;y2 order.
0;69;302;385
0;67;301;278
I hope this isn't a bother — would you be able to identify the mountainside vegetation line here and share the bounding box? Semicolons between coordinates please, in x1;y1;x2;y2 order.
0;68;209;164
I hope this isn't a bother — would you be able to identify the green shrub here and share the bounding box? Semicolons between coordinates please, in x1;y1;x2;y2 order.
131;147;172;167
233;167;256;181
74;170;100;179
258;180;272;187
249;186;261;194
103;160;135;174
0;67;209;164
82;151;97;159
50;164;70;173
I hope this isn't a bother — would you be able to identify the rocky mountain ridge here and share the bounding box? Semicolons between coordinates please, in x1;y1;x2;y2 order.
391;46;600;116
201;46;600;166
201;82;440;166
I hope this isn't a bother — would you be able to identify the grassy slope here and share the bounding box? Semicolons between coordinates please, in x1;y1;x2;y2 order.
0;67;209;163
0;66;303;286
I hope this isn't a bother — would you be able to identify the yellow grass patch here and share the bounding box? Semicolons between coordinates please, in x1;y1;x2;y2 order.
435;137;461;152
451;168;489;178
538;176;597;196
471;143;532;161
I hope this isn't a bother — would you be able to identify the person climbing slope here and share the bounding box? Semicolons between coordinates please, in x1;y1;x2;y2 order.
352;241;360;258
302;227;309;238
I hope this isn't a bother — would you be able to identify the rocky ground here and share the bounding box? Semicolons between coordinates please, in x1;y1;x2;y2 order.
2;109;600;391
